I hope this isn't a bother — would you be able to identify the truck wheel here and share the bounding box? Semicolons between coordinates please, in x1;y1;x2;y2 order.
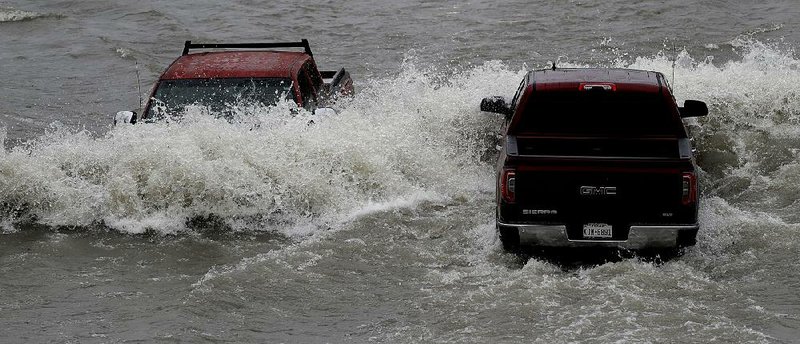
498;226;521;252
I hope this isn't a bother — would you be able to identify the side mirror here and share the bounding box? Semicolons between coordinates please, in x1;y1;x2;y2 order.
114;111;137;125
313;107;337;116
679;100;708;118
480;96;512;116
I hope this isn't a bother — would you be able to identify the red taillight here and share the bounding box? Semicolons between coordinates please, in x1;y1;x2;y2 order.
682;172;697;205
501;169;516;203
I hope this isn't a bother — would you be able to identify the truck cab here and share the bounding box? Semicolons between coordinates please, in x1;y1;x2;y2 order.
481;68;708;252
116;40;353;124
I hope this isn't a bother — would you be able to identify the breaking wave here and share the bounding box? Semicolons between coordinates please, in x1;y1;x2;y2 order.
0;8;61;23
0;62;514;234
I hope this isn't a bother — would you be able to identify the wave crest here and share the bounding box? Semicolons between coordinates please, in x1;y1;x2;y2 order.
0;8;61;23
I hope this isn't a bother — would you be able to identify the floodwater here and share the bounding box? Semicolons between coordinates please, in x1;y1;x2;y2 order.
1;0;800;342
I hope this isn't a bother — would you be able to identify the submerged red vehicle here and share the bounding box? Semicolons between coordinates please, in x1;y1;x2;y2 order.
481;68;708;252
115;39;353;124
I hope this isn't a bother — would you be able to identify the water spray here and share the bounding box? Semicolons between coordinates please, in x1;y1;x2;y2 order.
671;41;677;91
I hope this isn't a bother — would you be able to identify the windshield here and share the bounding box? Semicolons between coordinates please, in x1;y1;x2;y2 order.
146;78;295;119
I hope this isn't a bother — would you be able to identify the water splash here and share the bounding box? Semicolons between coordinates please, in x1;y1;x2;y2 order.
0;62;518;234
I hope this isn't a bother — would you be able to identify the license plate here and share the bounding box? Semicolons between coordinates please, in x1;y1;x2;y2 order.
582;223;613;238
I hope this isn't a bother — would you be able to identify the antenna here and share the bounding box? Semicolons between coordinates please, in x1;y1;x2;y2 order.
135;60;143;108
552;55;565;70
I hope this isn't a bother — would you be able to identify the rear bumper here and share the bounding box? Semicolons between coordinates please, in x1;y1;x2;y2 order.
498;222;698;249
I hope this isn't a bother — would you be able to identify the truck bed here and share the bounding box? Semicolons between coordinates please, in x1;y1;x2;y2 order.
320;68;353;98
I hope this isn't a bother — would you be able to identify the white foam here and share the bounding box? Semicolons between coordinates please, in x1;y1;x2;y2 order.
0;8;54;22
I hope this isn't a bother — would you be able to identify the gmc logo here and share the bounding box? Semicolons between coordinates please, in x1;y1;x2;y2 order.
580;186;617;196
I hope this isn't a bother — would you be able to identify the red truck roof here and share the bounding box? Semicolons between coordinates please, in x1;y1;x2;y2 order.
160;51;311;80
532;68;663;93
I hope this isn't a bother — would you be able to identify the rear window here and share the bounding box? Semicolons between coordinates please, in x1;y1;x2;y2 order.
514;91;683;136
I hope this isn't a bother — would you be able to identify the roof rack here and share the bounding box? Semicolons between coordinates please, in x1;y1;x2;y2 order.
182;39;313;56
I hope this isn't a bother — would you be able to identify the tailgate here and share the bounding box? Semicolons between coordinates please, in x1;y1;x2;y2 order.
504;165;694;226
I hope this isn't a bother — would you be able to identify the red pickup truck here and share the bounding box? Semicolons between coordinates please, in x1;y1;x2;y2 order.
481;68;708;252
116;39;353;124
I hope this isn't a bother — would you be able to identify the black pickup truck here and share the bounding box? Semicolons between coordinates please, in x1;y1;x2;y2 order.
481;68;707;252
